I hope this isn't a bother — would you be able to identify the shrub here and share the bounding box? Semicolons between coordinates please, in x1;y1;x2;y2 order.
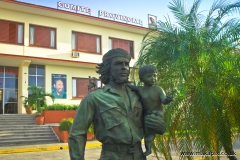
42;104;78;111
59;118;94;133
59;118;73;133
88;124;94;133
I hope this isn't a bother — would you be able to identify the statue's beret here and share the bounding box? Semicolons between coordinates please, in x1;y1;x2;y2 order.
103;48;131;61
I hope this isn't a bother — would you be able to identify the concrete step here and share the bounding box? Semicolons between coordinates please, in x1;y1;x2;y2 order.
0;130;54;135
0;120;36;122
0;119;35;122
0;122;36;125
0;125;51;131
0;115;36;124
0;134;57;140
0;114;60;146
0;117;35;119
0;119;36;121
0;114;36;118
0;114;36;116
0;116;35;118
0;124;49;127
0;138;59;146
0;131;55;139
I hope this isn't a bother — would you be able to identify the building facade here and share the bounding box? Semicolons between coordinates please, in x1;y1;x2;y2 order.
0;0;148;114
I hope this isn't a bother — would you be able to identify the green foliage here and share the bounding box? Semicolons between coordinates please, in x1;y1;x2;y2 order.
133;0;240;159
21;96;31;108
59;118;74;132
88;123;94;133
42;103;79;111
59;118;94;133
21;85;55;113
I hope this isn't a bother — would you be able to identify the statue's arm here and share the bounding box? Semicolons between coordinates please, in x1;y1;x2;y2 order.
158;86;172;105
127;84;140;92
68;94;94;160
145;111;166;135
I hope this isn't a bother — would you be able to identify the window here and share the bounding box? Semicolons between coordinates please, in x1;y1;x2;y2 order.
109;38;134;58
29;25;56;48
0;20;23;45
72;32;101;54
28;64;45;87
72;77;101;98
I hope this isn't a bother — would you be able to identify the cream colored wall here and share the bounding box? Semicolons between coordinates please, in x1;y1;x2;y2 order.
45;65;99;105
0;44;25;55
0;8;143;67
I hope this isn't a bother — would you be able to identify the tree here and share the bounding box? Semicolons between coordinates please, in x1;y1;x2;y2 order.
132;0;240;159
27;85;55;113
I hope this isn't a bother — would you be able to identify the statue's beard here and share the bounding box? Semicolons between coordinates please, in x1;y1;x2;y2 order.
109;75;129;84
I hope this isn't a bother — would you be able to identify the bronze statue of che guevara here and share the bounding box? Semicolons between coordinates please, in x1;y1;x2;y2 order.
68;48;167;160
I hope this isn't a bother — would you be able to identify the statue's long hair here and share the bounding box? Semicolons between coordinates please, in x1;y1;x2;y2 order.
96;58;112;84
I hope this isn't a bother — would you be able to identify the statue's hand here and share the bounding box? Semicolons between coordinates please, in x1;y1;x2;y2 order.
145;111;166;135
165;95;173;104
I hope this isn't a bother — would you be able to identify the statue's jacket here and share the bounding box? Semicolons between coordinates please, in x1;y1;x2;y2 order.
68;84;144;159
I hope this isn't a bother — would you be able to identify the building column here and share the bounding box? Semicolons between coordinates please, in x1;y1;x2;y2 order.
18;60;31;114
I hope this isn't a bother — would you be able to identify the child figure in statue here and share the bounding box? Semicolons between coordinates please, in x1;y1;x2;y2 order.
128;64;172;156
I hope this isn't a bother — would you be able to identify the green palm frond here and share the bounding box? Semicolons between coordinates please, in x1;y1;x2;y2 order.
132;0;240;159
27;85;55;113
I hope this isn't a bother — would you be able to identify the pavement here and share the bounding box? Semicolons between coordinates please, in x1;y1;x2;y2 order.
0;140;101;154
0;140;102;154
0;141;162;160
0;140;239;160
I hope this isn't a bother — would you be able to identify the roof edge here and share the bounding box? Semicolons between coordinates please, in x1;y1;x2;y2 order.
2;0;149;31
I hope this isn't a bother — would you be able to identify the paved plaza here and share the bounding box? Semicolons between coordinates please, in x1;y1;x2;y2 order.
0;147;167;160
0;142;167;160
0;141;239;160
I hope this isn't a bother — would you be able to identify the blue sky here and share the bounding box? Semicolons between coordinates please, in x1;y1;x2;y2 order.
17;0;236;28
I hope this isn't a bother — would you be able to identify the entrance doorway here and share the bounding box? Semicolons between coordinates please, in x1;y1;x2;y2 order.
0;66;18;114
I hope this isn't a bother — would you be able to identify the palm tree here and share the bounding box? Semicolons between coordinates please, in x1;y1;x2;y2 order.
27;85;55;113
132;0;240;159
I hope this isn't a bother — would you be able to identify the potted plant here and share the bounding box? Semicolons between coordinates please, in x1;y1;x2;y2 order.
35;106;45;125
87;123;94;140
59;118;73;133
21;85;55;124
27;85;54;113
58;118;74;142
20;96;36;114
55;118;94;142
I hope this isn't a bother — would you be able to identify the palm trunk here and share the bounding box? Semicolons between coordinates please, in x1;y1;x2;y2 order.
225;148;237;160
